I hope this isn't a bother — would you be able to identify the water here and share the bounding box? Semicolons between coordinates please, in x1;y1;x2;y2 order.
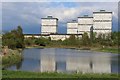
6;48;119;73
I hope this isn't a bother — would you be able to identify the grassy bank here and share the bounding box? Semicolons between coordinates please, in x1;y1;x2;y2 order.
25;45;78;49
25;45;119;54
2;49;22;68
2;70;119;78
92;48;119;54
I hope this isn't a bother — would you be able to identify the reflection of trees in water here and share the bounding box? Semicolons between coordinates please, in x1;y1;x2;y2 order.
55;61;66;72
89;60;93;70
111;55;119;73
16;61;22;70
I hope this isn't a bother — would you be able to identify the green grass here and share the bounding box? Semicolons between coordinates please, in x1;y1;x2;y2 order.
96;48;119;54
2;70;119;78
25;45;119;54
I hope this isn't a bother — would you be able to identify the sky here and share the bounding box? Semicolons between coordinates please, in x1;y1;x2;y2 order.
1;1;119;34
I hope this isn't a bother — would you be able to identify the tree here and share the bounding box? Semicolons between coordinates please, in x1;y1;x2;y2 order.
16;26;24;48
2;26;24;49
62;35;79;46
81;32;90;46
111;32;119;46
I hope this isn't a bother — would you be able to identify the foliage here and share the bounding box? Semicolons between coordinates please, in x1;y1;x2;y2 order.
24;36;36;46
81;32;91;46
94;32;119;47
2;49;22;68
111;32;119;46
97;48;118;53
2;26;24;49
62;35;79;46
2;25;119;49
24;37;50;46
24;32;119;49
35;37;50;45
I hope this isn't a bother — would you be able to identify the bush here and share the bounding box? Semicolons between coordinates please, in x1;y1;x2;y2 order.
2;49;22;68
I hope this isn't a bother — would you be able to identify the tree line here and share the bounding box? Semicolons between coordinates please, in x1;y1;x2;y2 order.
24;32;119;48
2;26;119;49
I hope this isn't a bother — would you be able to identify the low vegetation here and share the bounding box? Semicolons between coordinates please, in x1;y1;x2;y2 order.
1;26;23;69
95;48;119;53
2;49;22;69
24;32;119;53
2;70;119;78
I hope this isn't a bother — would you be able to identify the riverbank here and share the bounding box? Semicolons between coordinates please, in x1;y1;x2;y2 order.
91;48;119;54
25;45;119;54
2;49;23;69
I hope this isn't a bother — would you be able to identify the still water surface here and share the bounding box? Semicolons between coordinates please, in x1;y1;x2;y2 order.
6;48;119;73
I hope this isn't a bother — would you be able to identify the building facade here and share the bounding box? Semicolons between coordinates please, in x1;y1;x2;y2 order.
67;20;78;34
78;15;93;35
41;16;58;34
93;10;112;35
24;10;112;40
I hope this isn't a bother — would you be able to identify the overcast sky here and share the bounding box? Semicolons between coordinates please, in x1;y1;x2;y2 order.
2;1;119;34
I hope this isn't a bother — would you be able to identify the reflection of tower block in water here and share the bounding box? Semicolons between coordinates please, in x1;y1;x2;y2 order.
66;53;111;73
40;48;55;72
92;54;111;73
55;61;66;72
66;56;93;73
